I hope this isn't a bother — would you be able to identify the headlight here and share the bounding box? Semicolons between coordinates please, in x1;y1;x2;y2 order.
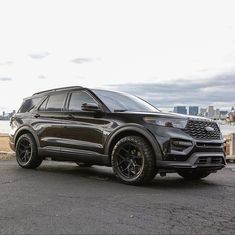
143;117;188;129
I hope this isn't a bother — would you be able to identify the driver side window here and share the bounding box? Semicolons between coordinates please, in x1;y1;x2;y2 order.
69;91;96;111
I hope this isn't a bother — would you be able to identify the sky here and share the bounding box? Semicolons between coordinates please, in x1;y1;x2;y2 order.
0;0;235;113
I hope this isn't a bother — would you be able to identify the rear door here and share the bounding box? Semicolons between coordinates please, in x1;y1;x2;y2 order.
33;92;67;154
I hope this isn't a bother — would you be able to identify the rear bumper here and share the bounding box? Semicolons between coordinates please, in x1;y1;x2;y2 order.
157;152;226;171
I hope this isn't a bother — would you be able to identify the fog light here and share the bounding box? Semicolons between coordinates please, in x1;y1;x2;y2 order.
170;140;193;152
172;140;193;147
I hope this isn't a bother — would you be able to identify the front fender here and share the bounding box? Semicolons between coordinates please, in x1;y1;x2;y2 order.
104;124;163;161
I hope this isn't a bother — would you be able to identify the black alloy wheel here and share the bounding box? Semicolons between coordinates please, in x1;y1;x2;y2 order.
16;133;42;169
112;136;157;185
115;142;144;179
17;137;32;165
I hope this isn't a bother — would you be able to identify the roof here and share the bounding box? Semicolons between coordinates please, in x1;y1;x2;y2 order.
33;86;84;96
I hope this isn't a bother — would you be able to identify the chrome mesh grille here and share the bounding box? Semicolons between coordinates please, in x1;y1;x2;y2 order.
184;120;221;140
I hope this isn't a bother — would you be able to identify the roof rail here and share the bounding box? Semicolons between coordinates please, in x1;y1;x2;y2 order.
33;86;83;95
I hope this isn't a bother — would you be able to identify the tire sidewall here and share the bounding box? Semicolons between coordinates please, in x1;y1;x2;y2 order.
16;133;39;168
112;136;156;185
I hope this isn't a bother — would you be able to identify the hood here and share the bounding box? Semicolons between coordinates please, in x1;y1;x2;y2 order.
115;110;212;121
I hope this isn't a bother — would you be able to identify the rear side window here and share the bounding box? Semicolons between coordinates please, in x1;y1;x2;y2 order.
45;93;67;111
38;97;48;111
18;97;41;113
69;91;96;111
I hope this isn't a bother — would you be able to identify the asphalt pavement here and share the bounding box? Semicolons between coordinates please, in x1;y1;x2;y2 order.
0;160;234;234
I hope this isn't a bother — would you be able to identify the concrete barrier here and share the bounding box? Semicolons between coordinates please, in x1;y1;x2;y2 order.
0;152;15;160
224;133;235;159
0;134;11;153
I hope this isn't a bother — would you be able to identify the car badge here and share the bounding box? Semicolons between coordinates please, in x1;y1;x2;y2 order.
205;126;214;132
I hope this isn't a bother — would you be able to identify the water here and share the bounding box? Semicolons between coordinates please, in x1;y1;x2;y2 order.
219;124;235;136
0;120;235;135
0;120;10;134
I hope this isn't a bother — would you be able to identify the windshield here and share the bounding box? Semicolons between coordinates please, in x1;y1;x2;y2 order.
92;89;160;112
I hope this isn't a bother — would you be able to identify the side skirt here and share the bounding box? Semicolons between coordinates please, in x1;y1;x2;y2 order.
38;147;110;166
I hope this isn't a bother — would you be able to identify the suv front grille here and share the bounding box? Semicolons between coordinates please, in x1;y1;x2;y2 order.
184;120;221;140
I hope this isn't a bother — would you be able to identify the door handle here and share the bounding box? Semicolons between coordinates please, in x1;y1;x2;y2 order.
34;114;40;118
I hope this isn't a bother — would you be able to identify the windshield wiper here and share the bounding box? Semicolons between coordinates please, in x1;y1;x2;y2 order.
114;109;128;112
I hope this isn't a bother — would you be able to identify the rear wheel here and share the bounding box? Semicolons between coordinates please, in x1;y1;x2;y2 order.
178;171;211;180
16;133;42;169
112;136;157;185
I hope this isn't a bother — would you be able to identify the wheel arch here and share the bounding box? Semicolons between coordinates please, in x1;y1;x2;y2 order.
105;125;163;164
14;126;40;149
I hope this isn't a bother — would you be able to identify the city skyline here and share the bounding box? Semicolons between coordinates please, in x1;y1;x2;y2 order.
172;105;235;119
1;104;234;119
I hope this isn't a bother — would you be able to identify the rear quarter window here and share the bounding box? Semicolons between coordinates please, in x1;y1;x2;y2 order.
18;97;42;113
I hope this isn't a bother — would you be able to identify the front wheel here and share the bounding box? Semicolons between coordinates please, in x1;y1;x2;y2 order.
178;171;211;180
16;133;42;169
112;136;157;185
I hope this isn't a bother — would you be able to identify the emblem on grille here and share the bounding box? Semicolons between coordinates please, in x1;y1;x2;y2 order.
205;126;215;132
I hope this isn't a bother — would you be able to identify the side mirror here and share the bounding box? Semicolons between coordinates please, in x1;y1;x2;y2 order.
81;103;101;112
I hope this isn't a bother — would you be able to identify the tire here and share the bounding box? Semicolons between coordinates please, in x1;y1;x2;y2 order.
111;136;157;185
178;171;211;180
16;133;42;169
76;162;93;167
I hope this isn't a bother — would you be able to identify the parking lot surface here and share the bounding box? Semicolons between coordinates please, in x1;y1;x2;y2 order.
0;161;234;234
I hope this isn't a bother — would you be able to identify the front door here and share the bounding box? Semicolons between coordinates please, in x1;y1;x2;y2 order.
60;90;110;159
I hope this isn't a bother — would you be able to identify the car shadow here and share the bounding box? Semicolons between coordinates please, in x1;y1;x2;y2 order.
32;162;221;190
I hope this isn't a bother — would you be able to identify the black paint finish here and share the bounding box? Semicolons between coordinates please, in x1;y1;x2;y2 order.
9;86;226;172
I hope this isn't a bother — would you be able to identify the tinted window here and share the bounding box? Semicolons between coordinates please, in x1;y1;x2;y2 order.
38;97;48;111
69;91;96;111
92;89;160;112
18;97;41;113
46;93;67;111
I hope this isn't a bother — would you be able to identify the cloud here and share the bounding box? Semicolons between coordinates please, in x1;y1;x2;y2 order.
0;77;12;81
38;75;46;79
29;52;50;59
0;61;13;66
71;57;95;64
108;73;235;109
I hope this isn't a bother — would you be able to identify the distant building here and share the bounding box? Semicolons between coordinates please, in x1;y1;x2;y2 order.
0;110;16;120
8;110;16;118
228;106;235;123
213;109;221;120
208;106;215;118
220;111;228;120
199;108;207;117
189;106;199;116
173;106;187;115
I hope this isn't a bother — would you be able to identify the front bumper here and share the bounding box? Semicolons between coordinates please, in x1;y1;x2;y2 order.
157;152;226;170
147;124;226;171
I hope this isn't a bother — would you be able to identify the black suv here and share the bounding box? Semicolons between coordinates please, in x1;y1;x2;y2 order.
9;86;226;185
